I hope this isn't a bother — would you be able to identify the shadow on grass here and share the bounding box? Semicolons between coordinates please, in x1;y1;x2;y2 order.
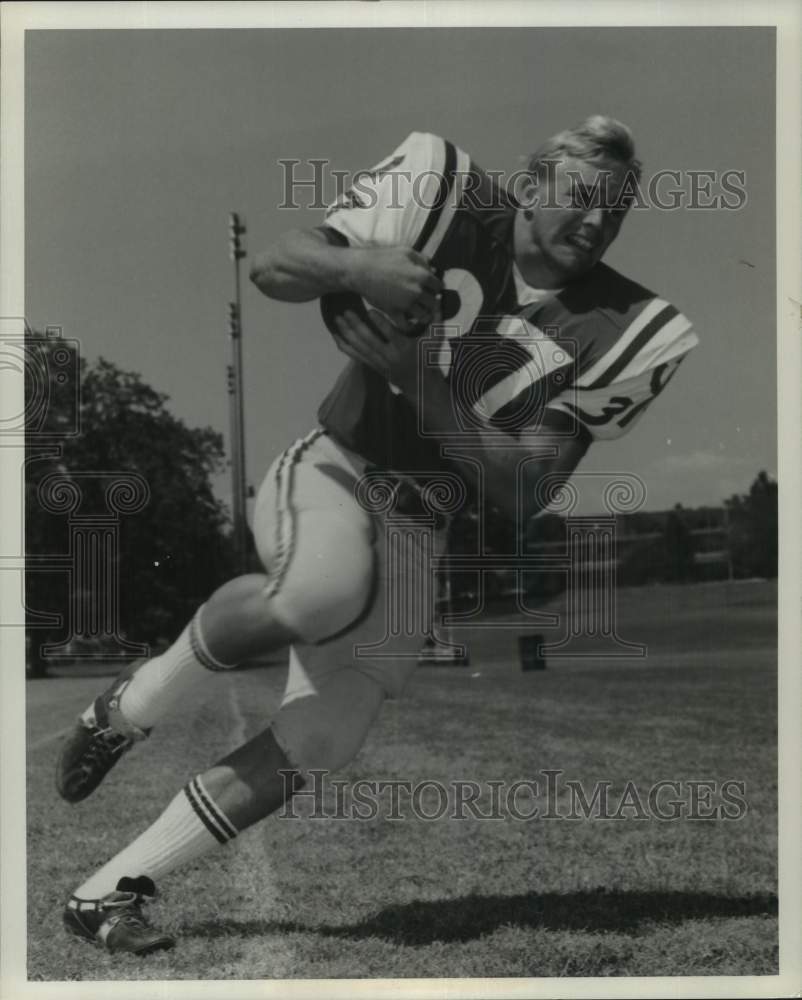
34;657;286;680
188;889;777;945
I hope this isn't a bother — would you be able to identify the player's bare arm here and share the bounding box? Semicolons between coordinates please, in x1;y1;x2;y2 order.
332;306;589;523
250;229;442;327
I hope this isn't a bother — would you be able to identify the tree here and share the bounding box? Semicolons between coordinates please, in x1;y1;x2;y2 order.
25;332;235;673
724;470;778;579
663;503;696;582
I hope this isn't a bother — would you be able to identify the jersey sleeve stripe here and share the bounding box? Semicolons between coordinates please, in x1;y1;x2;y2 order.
575;296;669;388
325;132;445;249
612;315;697;382
413;139;457;252
585;303;679;389
420;145;471;259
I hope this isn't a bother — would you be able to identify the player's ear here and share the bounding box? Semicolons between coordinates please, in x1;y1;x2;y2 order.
517;174;539;214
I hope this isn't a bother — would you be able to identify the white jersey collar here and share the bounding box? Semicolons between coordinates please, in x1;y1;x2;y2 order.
512;263;561;307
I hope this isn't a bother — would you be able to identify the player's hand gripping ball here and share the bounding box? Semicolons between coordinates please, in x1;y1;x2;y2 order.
321;247;451;339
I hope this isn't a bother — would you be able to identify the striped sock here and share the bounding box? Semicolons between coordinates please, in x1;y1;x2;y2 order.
106;606;235;731
73;775;238;900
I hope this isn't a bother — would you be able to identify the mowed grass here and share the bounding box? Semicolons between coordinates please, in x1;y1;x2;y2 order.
26;580;778;981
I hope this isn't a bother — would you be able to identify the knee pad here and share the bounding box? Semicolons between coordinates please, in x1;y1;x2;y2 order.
261;514;375;643
271;663;385;777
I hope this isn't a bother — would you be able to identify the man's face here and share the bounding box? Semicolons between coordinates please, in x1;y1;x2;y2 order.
517;155;633;285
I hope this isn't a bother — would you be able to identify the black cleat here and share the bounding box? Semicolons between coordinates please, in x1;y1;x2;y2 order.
64;876;175;954
56;662;149;803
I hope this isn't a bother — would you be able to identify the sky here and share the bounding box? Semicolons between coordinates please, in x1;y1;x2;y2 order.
24;25;776;516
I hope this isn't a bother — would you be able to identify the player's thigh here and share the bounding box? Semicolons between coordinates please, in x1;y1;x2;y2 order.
252;431;376;642
284;513;445;704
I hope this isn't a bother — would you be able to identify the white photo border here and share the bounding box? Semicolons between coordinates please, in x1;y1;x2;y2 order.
1;3;799;999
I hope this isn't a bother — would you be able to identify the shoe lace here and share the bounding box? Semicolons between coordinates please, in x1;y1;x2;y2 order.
105;895;150;931
82;726;129;770
116;905;149;929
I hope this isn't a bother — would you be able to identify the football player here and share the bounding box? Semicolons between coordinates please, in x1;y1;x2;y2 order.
56;116;697;953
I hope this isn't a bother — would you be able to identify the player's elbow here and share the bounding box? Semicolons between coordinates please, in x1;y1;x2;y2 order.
249;232;325;303
249;249;284;298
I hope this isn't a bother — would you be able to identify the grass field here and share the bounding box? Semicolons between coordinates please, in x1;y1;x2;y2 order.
26;580;778;981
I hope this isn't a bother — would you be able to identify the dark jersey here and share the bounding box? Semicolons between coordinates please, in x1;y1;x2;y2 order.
317;132;697;473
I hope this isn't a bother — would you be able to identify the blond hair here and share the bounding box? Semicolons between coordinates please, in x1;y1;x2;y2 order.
527;115;642;181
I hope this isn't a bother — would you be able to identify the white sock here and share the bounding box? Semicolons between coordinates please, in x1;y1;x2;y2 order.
73;775;238;900
80;605;236;732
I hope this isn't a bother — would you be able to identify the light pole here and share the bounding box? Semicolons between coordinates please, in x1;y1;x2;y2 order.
228;212;248;573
